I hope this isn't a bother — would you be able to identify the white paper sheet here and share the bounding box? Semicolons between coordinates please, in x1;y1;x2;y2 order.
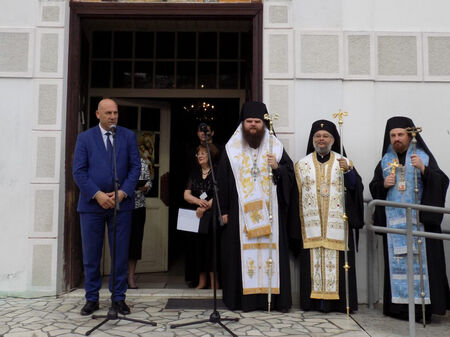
176;208;200;233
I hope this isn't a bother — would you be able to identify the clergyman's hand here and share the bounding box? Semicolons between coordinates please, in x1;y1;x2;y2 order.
95;191;115;209
337;158;349;172
222;214;228;224
267;154;278;170
384;173;396;189
410;154;425;174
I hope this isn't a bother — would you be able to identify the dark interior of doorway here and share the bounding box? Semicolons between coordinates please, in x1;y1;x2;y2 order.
66;2;263;291
91;97;240;289
168;98;239;288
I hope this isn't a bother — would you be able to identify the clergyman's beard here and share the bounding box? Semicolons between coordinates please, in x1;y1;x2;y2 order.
243;125;265;149
393;142;409;154
314;142;332;156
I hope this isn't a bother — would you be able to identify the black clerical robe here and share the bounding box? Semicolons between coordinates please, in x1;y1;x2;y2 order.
370;154;450;320
295;152;365;313
217;149;298;312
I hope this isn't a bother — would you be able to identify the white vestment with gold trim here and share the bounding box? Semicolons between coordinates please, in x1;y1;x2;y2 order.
295;152;349;299
226;124;283;295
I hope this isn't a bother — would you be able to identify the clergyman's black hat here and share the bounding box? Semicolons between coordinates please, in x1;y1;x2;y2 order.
239;101;271;129
380;116;448;227
306;119;346;156
381;116;436;166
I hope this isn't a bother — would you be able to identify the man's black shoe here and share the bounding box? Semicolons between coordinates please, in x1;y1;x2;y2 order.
112;300;130;315
80;301;99;316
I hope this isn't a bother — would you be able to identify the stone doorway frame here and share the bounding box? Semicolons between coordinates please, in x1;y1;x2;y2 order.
64;1;263;290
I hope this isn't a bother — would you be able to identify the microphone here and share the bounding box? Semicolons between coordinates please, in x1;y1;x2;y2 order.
198;123;210;134
110;124;117;134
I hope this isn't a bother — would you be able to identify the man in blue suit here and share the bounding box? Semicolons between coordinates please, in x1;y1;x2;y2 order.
73;98;141;316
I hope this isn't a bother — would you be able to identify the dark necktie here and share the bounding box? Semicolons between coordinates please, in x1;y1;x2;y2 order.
105;131;114;168
105;132;113;153
105;132;114;183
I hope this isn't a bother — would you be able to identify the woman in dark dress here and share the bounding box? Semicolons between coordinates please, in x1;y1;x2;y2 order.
183;145;219;289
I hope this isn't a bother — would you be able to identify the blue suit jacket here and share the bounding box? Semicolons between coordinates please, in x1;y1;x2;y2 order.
73;125;141;213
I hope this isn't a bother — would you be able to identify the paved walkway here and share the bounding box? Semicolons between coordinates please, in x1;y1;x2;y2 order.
1;290;449;336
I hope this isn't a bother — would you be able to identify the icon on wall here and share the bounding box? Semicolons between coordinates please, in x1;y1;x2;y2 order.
137;131;159;198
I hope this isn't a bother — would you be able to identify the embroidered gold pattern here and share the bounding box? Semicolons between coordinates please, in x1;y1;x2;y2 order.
236;153;254;199
247;258;255;279
249;210;263;224
243;243;277;250
303;175;315;192
244;200;264;224
227;124;283;296
265;259;273;278
310;247;340;299
243;287;280;295
244;200;263;212
296;152;348;300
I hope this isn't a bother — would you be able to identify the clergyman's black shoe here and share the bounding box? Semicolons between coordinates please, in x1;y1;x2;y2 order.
80;301;99;316
112;300;130;315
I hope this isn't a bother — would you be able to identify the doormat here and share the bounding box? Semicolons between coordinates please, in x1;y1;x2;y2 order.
165;298;227;310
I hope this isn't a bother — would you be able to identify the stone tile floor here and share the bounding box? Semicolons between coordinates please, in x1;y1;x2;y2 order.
0;290;449;337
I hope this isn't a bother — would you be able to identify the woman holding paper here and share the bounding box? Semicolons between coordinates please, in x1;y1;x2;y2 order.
184;144;219;289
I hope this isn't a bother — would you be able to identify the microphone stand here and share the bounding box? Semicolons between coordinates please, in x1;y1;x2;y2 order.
170;129;239;336
86;127;156;335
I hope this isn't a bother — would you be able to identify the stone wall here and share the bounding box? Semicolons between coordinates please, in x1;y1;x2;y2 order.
262;0;450;304
0;0;68;296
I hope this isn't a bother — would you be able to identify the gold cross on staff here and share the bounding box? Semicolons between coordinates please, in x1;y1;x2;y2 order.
388;159;400;176
332;109;348;125
264;113;279;134
405;126;422;137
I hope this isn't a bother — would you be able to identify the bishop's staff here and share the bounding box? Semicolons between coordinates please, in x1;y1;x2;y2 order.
264;112;278;312
406;126;426;328
332;109;351;317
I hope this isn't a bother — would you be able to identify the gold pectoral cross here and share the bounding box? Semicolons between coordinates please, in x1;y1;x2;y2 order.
388;159;399;177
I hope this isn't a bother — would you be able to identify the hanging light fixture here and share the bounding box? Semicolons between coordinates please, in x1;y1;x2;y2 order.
183;101;216;122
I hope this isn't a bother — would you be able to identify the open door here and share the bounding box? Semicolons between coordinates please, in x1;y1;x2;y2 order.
102;99;170;274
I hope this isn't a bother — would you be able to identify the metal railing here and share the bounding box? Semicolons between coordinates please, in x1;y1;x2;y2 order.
366;199;450;337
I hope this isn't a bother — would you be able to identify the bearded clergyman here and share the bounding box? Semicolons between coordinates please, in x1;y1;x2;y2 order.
217;102;298;312
369;116;450;323
294;120;364;313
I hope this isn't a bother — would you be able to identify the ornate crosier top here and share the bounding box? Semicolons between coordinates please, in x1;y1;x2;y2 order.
264;113;279;135
332;109;348;125
406;126;422;138
332;109;348;160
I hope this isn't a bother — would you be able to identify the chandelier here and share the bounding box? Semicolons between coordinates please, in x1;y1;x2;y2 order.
183;101;216;122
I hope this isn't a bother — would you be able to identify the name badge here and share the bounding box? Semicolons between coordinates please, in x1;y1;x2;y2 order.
199;192;208;200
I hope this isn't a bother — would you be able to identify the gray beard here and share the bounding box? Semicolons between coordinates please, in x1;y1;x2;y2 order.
313;143;332;156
